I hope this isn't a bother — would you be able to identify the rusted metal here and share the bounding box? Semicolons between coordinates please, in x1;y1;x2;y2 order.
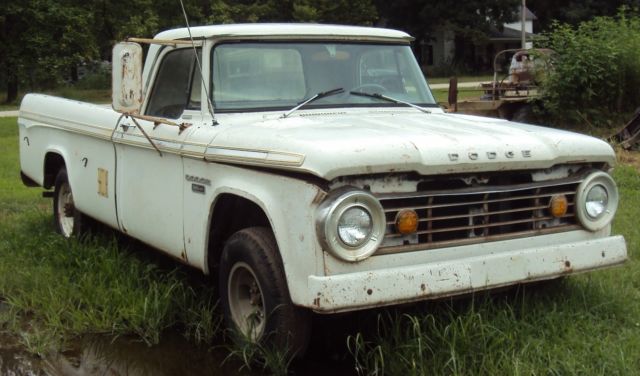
112;42;143;114
445;48;553;119
385;214;573;238
385;203;573;225
383;190;576;213
375;225;581;255
129;116;163;157
377;176;581;200
126;37;202;47
377;177;579;254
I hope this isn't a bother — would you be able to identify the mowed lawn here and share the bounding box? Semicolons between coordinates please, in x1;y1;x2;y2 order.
1;116;639;374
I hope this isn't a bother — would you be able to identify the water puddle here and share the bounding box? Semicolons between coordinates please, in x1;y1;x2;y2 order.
0;318;358;375
43;333;251;376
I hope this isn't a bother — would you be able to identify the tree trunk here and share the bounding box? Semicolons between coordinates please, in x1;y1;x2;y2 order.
5;73;18;104
70;65;79;83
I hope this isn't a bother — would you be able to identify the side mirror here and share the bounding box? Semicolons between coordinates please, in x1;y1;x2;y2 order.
112;42;143;114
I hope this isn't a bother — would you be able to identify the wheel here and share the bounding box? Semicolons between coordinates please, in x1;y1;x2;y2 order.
350;83;387;94
53;168;84;238
219;227;311;357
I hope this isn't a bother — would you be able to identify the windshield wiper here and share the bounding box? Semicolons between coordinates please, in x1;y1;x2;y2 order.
349;91;432;114
281;88;344;118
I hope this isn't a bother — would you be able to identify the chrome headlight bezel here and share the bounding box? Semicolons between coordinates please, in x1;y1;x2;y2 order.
316;189;386;262
576;171;618;231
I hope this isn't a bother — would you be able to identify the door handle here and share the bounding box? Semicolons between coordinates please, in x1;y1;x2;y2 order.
120;123;133;132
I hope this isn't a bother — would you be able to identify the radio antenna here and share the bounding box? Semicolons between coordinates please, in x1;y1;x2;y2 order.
179;0;218;125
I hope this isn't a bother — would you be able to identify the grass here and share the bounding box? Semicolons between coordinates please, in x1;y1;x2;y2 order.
432;89;484;104
0;87;111;111
428;75;494;85
1;115;640;374
346;163;640;375
0;117;220;356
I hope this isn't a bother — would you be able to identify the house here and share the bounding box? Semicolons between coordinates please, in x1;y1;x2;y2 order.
418;7;537;73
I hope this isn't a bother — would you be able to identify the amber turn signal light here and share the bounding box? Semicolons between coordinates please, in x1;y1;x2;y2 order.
395;209;419;234
549;194;568;218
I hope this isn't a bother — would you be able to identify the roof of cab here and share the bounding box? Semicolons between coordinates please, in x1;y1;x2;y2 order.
154;23;413;42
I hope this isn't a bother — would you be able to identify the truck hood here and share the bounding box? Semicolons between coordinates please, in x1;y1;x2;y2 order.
206;109;615;180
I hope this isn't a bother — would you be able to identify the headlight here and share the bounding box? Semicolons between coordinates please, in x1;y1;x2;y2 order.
337;206;373;247
317;189;385;262
576;171;618;231
585;184;608;218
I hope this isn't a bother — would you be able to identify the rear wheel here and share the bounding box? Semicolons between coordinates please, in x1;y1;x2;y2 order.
219;227;311;357
53;168;84;238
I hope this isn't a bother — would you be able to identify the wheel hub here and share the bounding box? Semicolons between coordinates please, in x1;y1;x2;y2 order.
228;262;266;340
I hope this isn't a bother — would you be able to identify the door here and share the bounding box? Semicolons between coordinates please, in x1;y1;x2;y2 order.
112;47;202;257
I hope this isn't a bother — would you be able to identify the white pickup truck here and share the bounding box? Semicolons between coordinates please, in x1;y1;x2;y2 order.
18;24;627;353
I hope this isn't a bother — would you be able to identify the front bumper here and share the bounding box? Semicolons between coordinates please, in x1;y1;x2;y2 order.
307;235;627;313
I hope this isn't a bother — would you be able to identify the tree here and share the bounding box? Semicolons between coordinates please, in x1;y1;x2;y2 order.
207;0;377;25
537;11;640;126
375;0;520;68
0;0;97;103
528;0;640;31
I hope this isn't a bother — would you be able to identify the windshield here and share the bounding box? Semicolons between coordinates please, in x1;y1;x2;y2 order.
211;42;436;111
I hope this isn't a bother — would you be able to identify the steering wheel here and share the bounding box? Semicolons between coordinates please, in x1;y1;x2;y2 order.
350;83;387;93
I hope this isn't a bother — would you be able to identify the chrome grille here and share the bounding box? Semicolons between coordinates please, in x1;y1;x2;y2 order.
376;178;581;255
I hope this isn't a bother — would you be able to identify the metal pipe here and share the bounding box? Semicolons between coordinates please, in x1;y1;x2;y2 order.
521;0;527;49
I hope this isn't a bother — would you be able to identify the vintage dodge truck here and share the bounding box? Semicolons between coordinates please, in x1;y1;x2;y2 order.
18;24;627;353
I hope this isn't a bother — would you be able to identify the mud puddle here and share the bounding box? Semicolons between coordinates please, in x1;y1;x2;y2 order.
0;316;359;375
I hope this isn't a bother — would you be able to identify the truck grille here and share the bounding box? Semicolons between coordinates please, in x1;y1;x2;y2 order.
376;178;581;255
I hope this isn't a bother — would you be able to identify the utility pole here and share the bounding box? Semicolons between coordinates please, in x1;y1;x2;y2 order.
521;0;527;49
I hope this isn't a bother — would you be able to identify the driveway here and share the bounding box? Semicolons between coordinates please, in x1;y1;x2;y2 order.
0;110;18;117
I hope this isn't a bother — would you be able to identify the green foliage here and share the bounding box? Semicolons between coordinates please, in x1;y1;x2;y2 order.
207;0;377;25
0;0;98;95
538;11;640;127
224;333;295;376
529;0;640;30
375;0;520;41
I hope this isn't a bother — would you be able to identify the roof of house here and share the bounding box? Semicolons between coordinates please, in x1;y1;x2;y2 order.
523;6;538;21
489;26;536;41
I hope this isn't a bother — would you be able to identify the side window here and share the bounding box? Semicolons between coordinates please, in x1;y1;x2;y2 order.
146;48;201;118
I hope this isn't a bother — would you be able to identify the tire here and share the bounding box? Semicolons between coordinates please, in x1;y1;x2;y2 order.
53;168;85;238
219;227;311;357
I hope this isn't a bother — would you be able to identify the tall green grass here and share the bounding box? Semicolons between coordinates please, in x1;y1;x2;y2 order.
0;118;220;356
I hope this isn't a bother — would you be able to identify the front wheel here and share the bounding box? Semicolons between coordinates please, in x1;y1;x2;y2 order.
219;227;311;357
53;168;85;238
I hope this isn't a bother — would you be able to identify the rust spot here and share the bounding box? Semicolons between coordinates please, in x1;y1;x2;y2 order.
602;251;605;258
367;289;373;295
420;283;426;292
564;260;571;268
313;297;320;307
